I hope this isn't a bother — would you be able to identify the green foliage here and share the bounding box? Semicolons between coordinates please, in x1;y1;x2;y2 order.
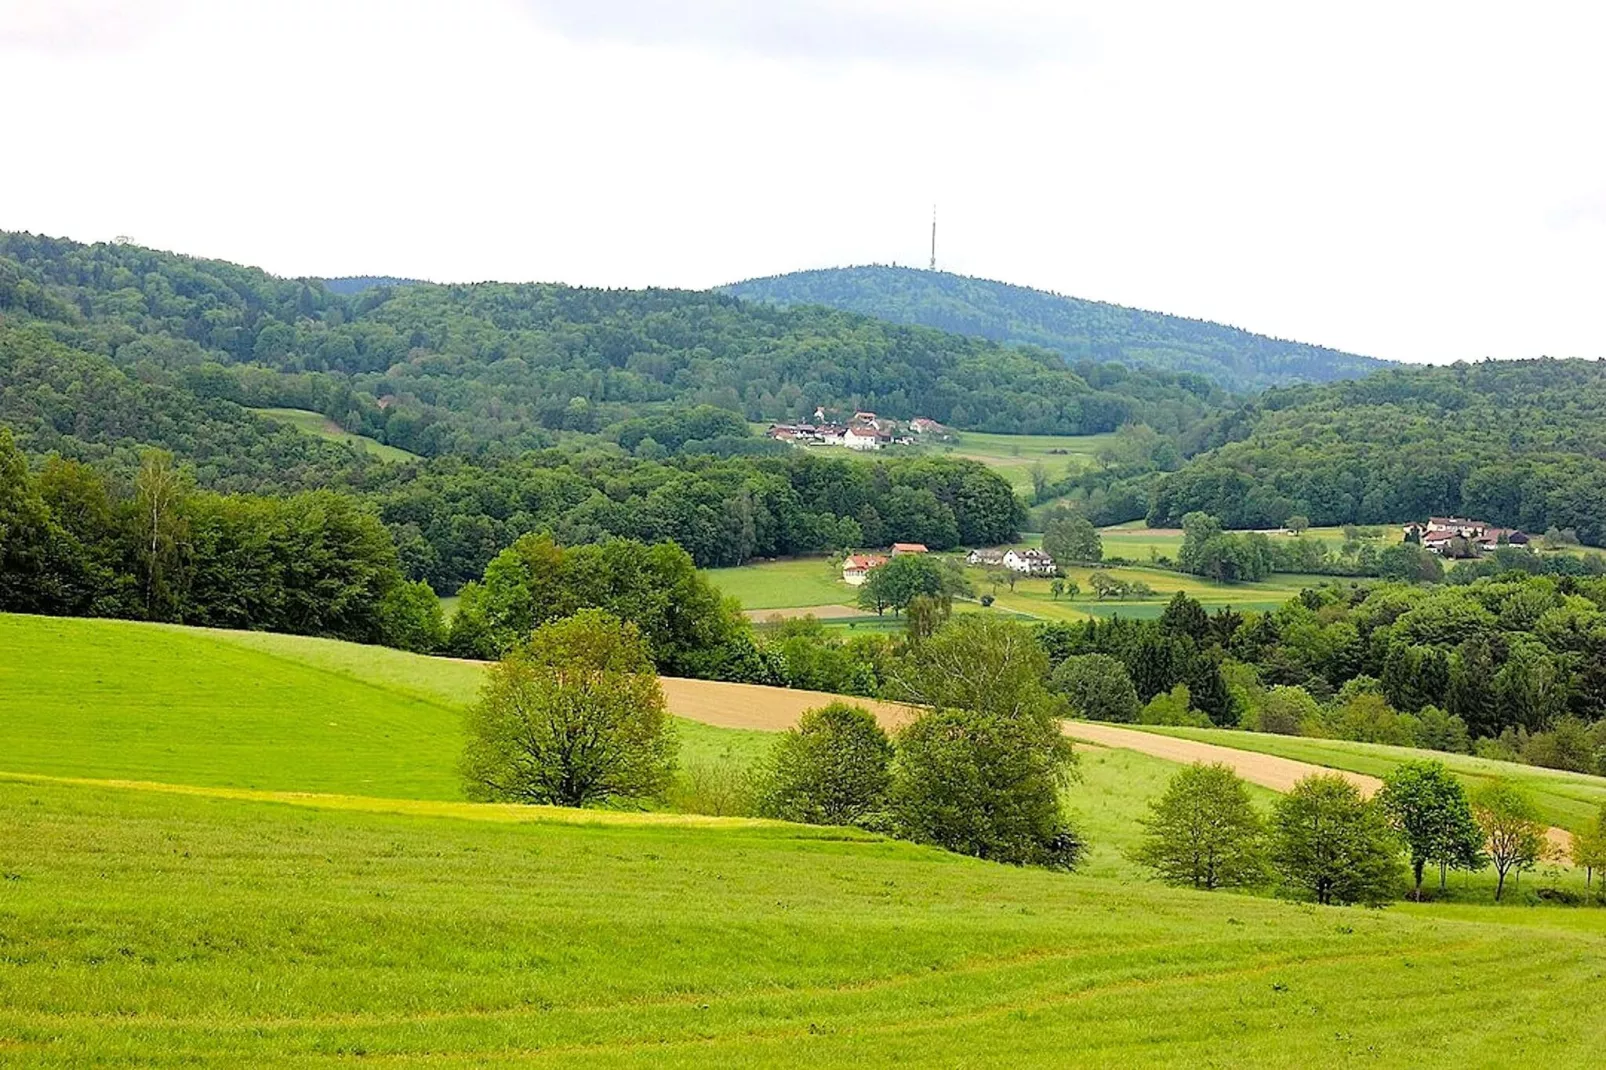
1269;774;1404;906
887;616;1082;868
724;265;1384;393
1139;684;1210;727
0;429;432;647
460;611;677;807
1041;513;1101;564
891;705;1083;869
856;553;972;616
1377;761;1486;896
1471;780;1548;900
1133;762;1268;890
1246;686;1323;736
1050;653;1141;723
1177;511;1270;583
448;533;746;676
758;703;893;827
1145;358;1606;546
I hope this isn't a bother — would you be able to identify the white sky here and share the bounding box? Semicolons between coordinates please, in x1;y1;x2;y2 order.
2;0;1603;363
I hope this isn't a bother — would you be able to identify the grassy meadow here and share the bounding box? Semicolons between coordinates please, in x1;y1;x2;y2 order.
11;772;1606;1066
251;406;420;462
7;612;1606;1064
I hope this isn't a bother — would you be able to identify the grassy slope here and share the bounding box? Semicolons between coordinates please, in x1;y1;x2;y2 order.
250;406;419;462
6;773;1606;1066
0;615;757;798
1138;726;1606;834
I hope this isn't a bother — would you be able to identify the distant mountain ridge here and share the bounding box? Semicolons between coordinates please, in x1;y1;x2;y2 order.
722;265;1389;393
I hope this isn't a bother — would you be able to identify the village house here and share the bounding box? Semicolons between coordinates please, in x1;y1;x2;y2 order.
965;548;1007;567
1405;518;1530;556
842;426;882;451
1003;548;1058;576
841;553;888;585
891;542;928;556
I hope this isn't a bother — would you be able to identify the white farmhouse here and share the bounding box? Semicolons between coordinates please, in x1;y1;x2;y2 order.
842;427;882;451
1003;549;1057;576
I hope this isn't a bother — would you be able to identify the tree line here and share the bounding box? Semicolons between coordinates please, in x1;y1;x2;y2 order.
0;429;439;649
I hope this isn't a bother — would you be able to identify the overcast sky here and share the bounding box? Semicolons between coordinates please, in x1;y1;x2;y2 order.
2;0;1603;364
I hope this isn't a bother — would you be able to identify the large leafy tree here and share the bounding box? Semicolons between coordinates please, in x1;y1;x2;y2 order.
759;703;893;827
460;610;677;808
888;617;1082;869
1376;761;1485;898
1050;653;1141;723
1133;762;1267;890
1269;774;1403;906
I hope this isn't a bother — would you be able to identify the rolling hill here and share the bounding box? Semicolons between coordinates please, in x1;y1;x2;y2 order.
4;610;1606;1064
724;265;1389;393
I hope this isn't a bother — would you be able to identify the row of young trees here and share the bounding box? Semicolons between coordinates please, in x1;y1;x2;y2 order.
1134;760;1557;904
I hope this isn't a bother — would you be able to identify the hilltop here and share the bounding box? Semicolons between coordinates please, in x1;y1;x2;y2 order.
724;265;1389;393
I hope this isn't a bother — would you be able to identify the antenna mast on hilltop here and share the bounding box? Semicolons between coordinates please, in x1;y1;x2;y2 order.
928;205;937;271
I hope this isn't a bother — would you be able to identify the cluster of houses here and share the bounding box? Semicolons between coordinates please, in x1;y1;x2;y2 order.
841;542;929;584
840;543;1060;585
767;410;951;452
1404;517;1530;556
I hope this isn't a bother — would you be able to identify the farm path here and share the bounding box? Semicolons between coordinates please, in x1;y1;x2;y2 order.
1065;721;1574;853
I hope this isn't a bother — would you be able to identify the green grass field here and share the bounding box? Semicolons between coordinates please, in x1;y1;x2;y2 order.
1137;725;1606;835
7;612;1606;1064
703;556;853;610
11;772;1606;1066
251;407;420;462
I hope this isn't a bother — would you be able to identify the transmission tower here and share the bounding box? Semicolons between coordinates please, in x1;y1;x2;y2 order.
928;206;937;271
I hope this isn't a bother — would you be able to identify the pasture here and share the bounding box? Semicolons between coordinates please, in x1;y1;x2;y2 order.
8;773;1606;1066
7;612;1606;1064
251;406;419;462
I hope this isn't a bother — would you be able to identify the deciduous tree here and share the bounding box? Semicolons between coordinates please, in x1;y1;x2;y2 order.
1377;760;1485;898
1471;780;1547;901
1133;762;1267;890
1270;774;1403;906
460;610;676;808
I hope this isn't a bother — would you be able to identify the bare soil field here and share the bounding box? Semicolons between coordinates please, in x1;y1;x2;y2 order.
660;676;914;732
742;604;872;622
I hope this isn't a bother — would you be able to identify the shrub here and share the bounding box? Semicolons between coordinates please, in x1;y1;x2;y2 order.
666;757;758;817
1248;685;1323;736
759;703;893;827
1139;683;1210;727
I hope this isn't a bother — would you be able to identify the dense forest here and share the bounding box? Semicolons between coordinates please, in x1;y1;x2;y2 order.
0;232;1223;456
1128;360;1606;545
724;266;1388;393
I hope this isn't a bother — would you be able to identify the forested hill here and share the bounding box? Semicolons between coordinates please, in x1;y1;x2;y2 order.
723;265;1389;393
1121;359;1606;545
318;276;426;295
0;232;1224;457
